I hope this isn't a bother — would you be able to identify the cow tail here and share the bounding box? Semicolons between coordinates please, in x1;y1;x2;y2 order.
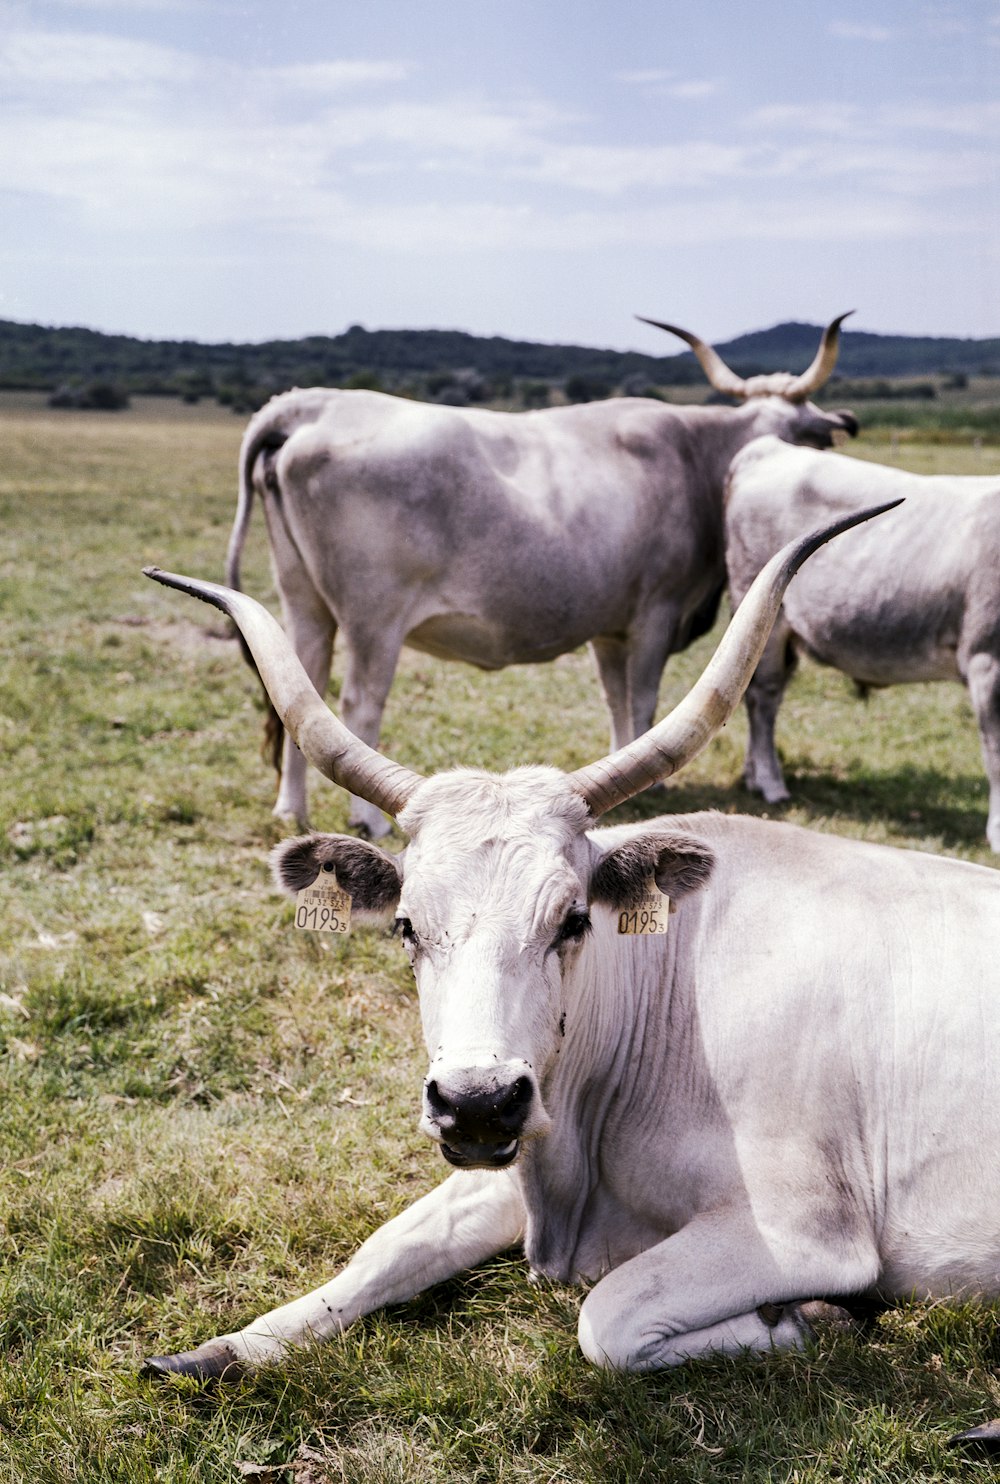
226;404;290;778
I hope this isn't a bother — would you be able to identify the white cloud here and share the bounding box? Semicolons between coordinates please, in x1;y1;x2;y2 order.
508;141;752;194
261;61;414;92
746;99;1000;141
667;80;719;100
0;17;993;272
614;68;674;85
47;0;198;10
828;20;895;41
746;103;864;136
2;29;201;91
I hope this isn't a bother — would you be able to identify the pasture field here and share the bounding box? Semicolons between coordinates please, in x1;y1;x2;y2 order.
2;397;1000;1482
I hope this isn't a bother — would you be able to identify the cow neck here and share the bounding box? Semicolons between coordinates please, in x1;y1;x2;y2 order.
517;901;689;1282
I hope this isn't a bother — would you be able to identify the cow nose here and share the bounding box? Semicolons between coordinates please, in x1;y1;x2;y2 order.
425;1074;534;1143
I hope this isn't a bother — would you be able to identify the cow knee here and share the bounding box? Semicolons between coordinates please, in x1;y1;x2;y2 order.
578;1286;817;1371
578;1289;639;1369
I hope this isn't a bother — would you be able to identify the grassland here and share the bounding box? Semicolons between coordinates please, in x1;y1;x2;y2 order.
2;395;1000;1482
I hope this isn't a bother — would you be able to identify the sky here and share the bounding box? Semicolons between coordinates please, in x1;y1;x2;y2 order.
2;0;999;351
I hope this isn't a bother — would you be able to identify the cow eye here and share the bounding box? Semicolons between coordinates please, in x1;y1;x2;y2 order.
392;916;419;950
553;908;590;947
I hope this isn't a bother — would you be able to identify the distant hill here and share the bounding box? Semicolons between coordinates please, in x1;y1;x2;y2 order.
715;321;1000;380
1;316;998;408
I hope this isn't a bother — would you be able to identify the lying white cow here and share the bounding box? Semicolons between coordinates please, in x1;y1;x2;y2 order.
726;434;1000;849
227;316;857;836
141;498;1000;1448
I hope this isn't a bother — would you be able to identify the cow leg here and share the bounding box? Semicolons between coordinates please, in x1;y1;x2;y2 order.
272;598;337;830
589;636;635;752
590;614;681;757
143;1169;524;1382
338;623;408;838
261;489;337;831
577;1207;877;1370
742;622;796;803
965;651;1000;851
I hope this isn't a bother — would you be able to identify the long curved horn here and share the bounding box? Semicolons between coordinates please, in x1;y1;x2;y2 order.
569;500;902;817
143;568;426;818
781;311;854;402
637;316;748;398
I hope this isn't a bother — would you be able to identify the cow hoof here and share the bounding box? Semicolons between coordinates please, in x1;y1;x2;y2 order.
796;1300;858;1333
349;816;392;841
948;1420;1000;1451
274;809;310;833
141;1340;245;1385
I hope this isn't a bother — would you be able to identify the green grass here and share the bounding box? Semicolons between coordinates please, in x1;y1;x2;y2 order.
2;400;1000;1480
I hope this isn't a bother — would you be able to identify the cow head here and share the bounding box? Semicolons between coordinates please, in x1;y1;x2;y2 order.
639;311;859;448
144;500;897;1170
269;771;716;1170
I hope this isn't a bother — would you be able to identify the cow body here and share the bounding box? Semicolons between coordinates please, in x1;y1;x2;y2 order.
721;433;997;842
144;779;1000;1378
232;385;853;835
724;435;1000;847
149;519;1000;1428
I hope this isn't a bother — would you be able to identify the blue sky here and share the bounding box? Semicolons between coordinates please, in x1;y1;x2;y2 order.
2;0;998;348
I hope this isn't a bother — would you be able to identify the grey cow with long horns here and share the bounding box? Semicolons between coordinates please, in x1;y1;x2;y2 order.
227;314;856;836
141;496;1000;1446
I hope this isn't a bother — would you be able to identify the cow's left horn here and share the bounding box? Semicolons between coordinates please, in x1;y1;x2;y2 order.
637;316;748;398
143;569;426;818
780;311;854;403
569;500;901;817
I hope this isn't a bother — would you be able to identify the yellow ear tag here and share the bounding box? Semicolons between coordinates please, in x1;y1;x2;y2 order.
617;879;670;936
295;866;352;935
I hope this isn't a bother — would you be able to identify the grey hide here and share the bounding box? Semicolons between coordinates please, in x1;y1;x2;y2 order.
725;434;1000;849
226;319;856;836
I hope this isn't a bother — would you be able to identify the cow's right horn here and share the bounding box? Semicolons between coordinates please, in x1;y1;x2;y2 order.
143;569;426;818
569;501;903;817
781;312;854;402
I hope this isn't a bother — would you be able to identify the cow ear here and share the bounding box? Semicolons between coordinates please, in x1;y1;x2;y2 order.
270;834;402;920
589;830;715;910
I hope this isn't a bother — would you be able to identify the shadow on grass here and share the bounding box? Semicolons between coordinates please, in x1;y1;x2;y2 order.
603;764;989;854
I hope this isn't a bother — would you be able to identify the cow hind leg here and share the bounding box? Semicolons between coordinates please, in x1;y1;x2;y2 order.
589;636;635;754
580;1302;812;1369
743;622;797;803
272;602;337;830
338;623;408;838
576;1208;877;1372
590;611;682;767
965;651;1000;852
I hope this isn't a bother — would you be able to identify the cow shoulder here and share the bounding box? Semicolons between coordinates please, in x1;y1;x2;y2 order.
589;829;716;909
270;833;402;919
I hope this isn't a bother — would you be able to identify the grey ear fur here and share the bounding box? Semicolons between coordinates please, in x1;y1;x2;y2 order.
270;833;402;918
589;830;716;910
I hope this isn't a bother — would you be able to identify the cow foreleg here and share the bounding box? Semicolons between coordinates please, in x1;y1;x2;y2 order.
742;621;796;803
143;1169;524;1382
577;1207;876;1370
965;651;1000;852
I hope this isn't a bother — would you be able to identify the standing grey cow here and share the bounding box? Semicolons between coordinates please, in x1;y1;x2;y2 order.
726;434;1000;849
141;500;1000;1448
227;316;857;837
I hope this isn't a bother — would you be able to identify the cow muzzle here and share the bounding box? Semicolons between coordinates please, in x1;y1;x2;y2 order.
421;1065;544;1169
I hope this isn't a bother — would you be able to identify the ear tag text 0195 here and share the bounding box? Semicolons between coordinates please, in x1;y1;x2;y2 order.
295;865;352;935
617;878;671;936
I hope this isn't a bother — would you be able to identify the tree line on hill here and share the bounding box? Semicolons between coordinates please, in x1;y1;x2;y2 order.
1;316;999;416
